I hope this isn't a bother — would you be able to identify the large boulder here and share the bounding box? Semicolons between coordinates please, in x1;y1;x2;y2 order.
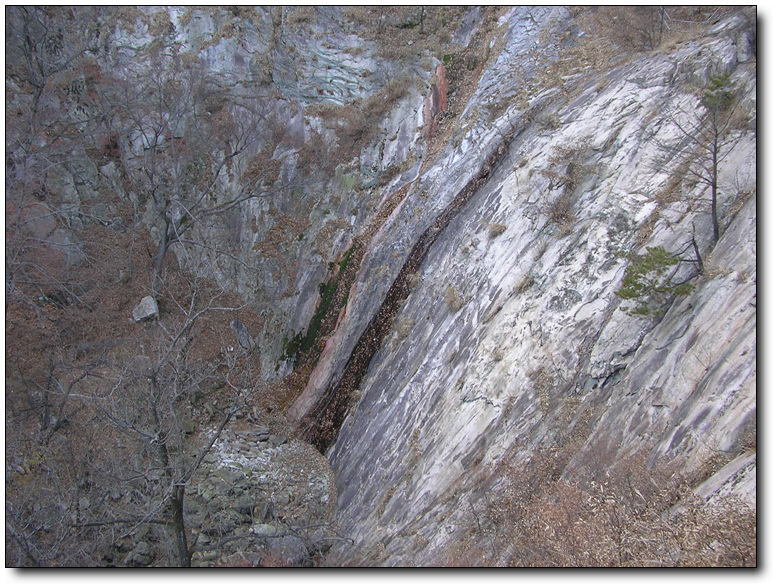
265;535;310;566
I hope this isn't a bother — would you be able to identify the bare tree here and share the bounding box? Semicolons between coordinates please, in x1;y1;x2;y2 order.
5;271;253;566
668;72;743;244
77;277;249;566
4;9;294;566
592;7;732;54
593;6;669;52
5;7;103;119
96;48;286;299
5;6;108;311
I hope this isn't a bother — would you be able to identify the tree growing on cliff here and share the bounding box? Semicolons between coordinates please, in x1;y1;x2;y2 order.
615;246;695;316
668;72;744;244
593;6;668;52
591;7;732;54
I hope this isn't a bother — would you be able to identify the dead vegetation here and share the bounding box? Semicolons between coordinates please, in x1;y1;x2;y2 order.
6;5;755;567
445;287;465;313
341;6;467;61
5;212;268;565
487;223;507;239
438;448;755;567
537;140;596;236
305;75;414;163
588;6;737;54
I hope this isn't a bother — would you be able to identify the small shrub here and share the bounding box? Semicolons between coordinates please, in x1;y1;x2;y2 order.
304;102;344;120
536;113;561;131
594;76;610;93
616;246;694;316
515;274;534;294
406;271;422;289
528;366;554;415
394;316;415;342
544;141;593;181
362;76;413;121
547;192;574;229
445;287;465;313
654;160;691;207
311;75;413;162
286;6;316;27
487;223;507;239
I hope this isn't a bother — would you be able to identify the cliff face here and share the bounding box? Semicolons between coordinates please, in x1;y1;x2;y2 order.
7;6;755;566
299;8;756;566
93;6;439;380
108;6;756;565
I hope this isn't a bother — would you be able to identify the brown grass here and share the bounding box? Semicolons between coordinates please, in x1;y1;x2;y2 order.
445;286;465;313
587;6;736;55
442;447;756;567
487;223;507;239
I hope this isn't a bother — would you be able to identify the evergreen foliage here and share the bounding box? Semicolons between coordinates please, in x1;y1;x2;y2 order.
702;72;735;113
616;246;694;316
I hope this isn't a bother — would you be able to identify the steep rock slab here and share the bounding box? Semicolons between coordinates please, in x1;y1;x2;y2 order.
289;5;566;437
322;10;755;566
569;192;756;487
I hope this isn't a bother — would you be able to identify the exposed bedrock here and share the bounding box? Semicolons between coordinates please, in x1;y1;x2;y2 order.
15;5;753;566
288;8;756;566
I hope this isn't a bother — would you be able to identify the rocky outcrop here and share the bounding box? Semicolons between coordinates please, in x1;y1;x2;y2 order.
424;64;448;140
87;6;439;380
8;5;754;567
185;418;337;567
230;320;256;351
295;7;757;566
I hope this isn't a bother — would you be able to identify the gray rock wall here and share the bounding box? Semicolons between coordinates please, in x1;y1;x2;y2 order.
316;8;756;566
26;6;753;566
93;6;439;379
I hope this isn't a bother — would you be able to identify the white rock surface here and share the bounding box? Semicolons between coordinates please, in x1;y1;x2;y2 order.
310;8;757;566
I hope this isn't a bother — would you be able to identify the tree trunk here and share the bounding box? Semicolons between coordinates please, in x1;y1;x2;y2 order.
170;486;191;567
148;374;191;566
710;142;720;243
711;182;719;243
152;224;170;299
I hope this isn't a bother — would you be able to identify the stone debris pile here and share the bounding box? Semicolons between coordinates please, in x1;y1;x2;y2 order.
182;419;339;567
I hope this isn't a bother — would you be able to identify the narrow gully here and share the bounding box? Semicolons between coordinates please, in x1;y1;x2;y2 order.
297;134;516;453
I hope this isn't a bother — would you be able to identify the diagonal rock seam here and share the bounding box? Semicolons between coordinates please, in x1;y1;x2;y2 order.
283;178;418;378
297;132;518;453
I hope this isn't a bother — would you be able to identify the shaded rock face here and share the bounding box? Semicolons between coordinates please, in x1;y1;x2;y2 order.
93;6;436;379
230;319;256;351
